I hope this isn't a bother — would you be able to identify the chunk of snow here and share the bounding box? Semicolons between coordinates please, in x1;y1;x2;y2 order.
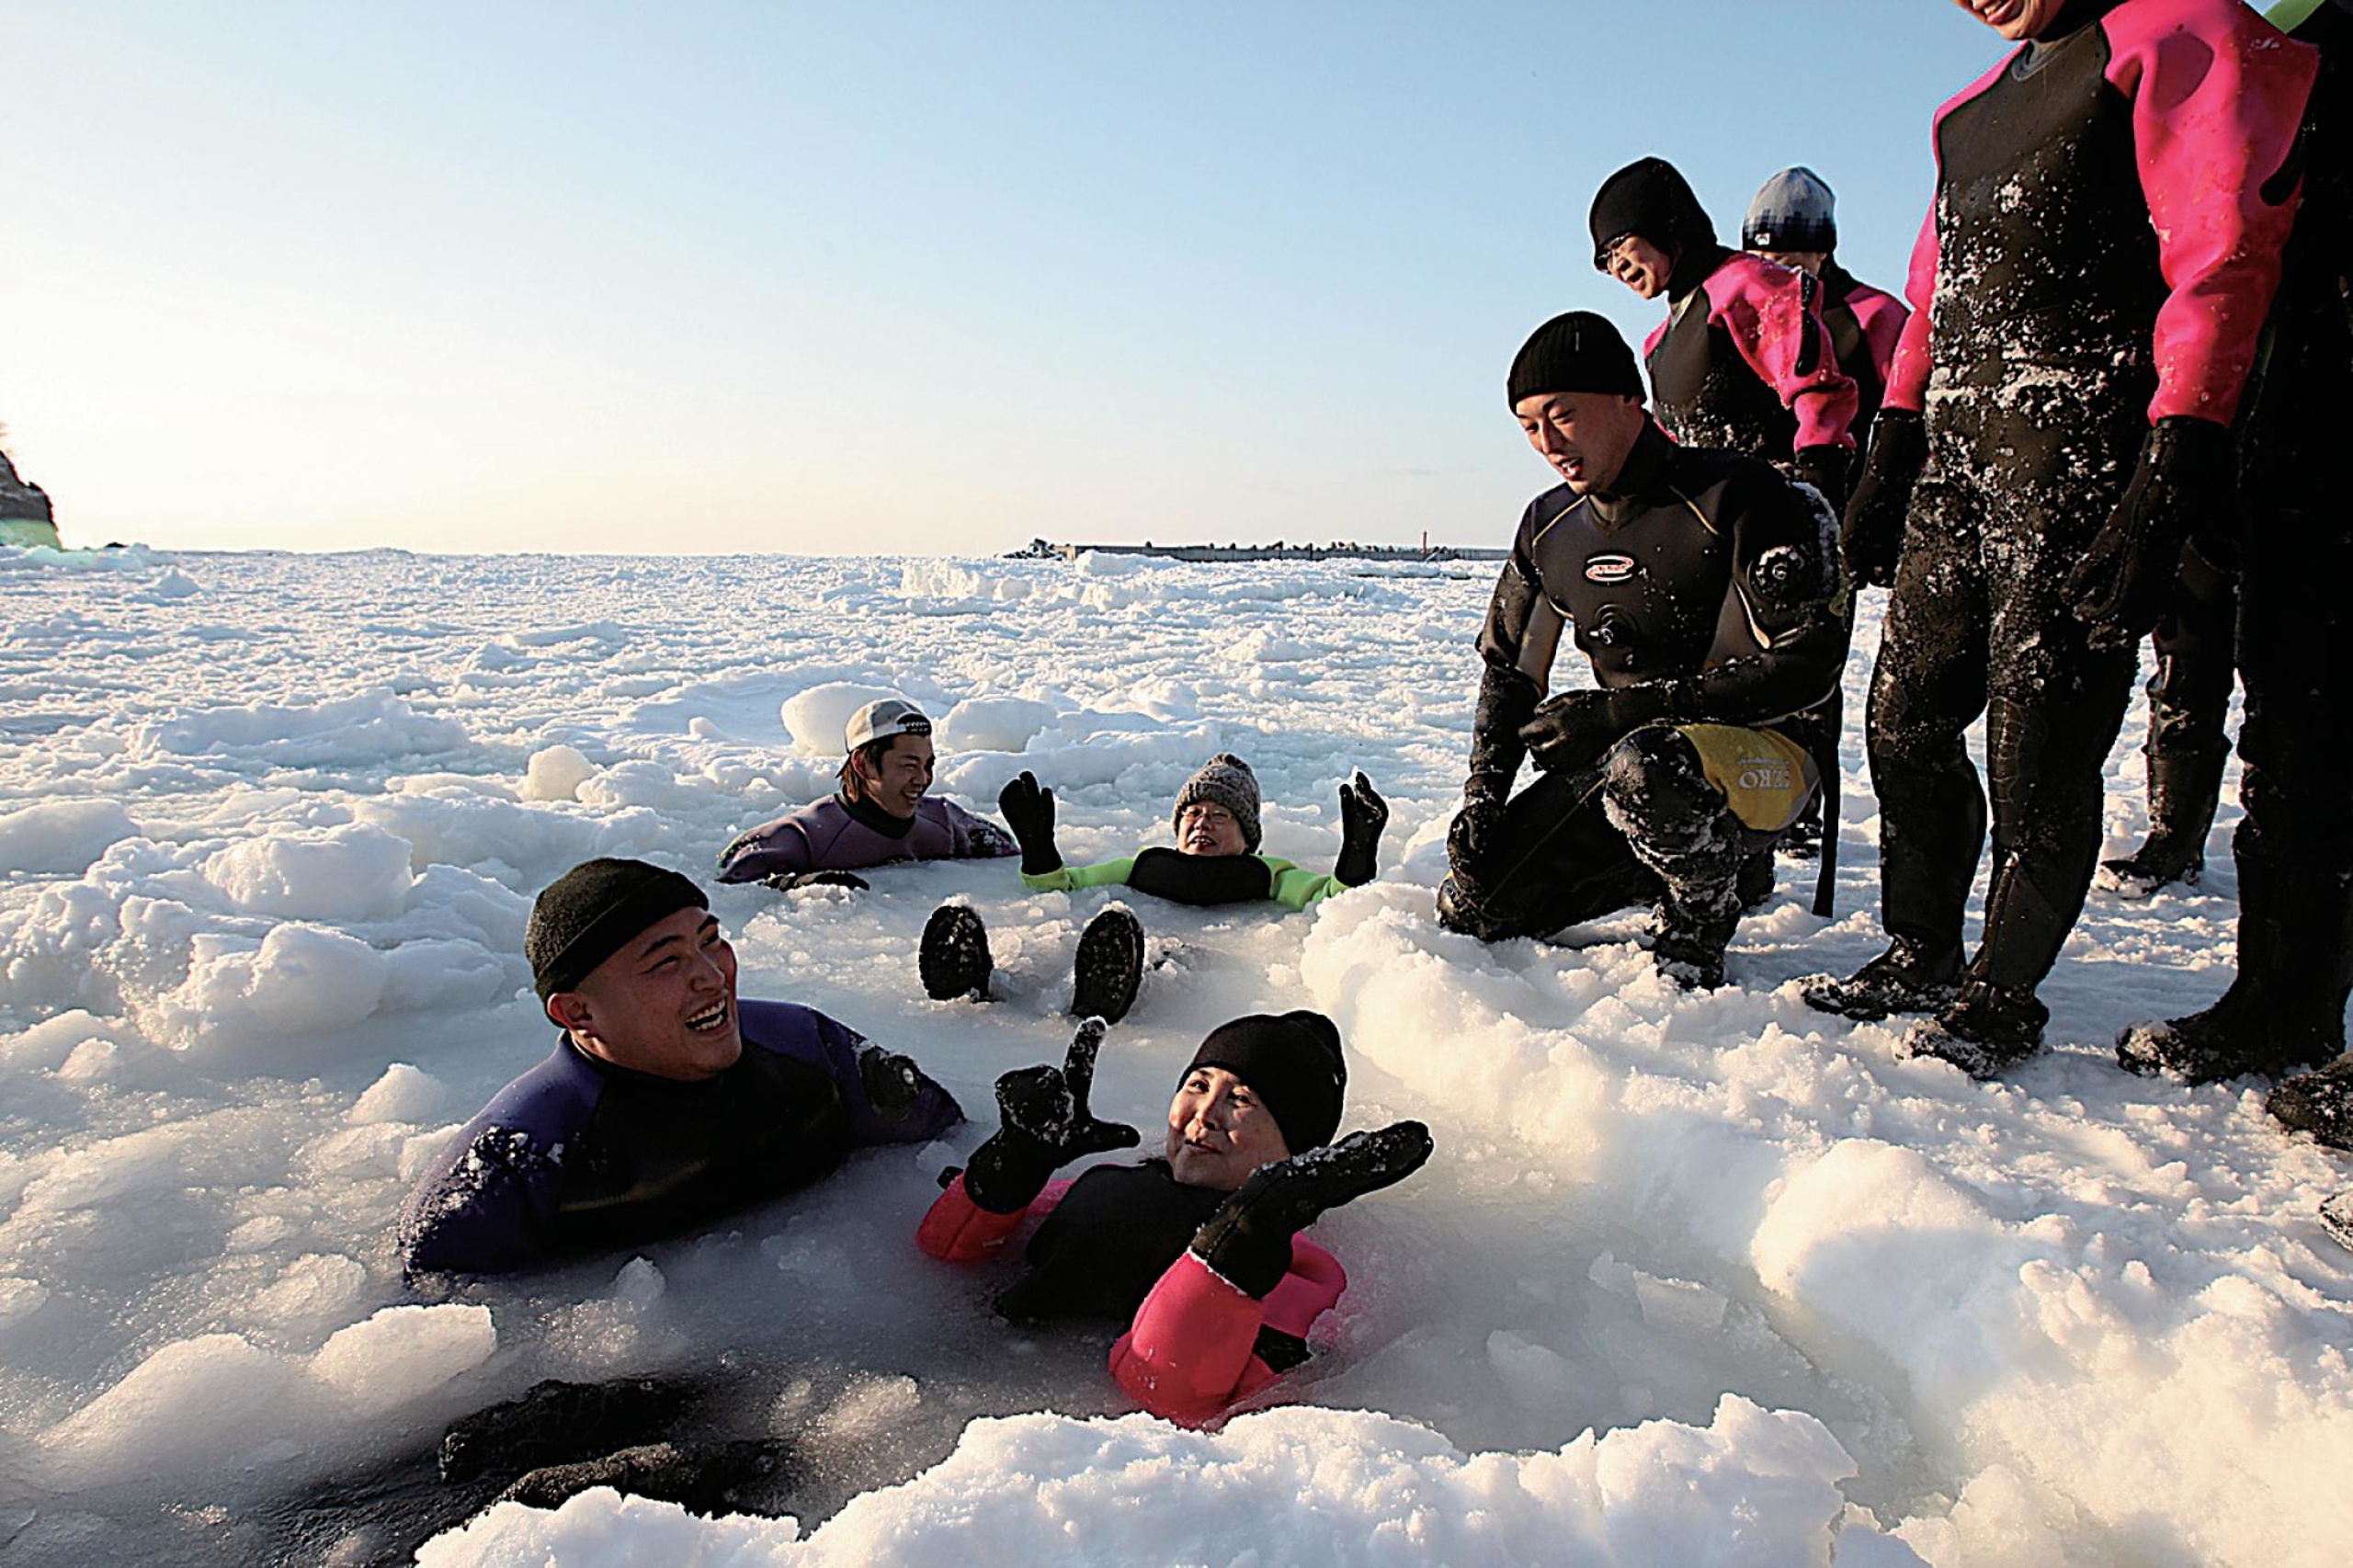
0;799;135;875
519;744;599;802
306;1303;496;1417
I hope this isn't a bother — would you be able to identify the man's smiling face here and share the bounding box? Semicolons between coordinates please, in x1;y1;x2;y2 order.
548;906;743;1081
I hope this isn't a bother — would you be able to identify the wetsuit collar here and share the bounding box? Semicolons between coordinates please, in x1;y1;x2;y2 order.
2036;0;2123;44
1816;257;1858;305
561;1036;734;1096
1586;418;1674;526
835;788;916;839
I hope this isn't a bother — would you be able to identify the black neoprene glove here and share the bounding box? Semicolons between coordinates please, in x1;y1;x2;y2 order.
1446;790;1508;890
1792;445;1850;513
1189;1121;1435;1299
856;1045;931;1120
996;771;1063;875
1518;682;1687;776
2066;415;2236;653
960;1019;1140;1213
1333;772;1388;888
1840;407;1927;588
764;869;870;892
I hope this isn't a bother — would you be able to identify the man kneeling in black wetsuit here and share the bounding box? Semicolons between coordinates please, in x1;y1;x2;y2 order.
1438;312;1849;988
401;857;962;1277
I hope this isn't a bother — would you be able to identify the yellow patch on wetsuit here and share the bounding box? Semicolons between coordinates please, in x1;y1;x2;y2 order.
1676;723;1816;832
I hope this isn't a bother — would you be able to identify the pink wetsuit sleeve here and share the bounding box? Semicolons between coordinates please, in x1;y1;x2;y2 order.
1108;1240;1347;1426
1706;257;1859;450
1884;206;1940;414
915;1175;1068;1262
2104;0;2317;425
1849;286;1912;393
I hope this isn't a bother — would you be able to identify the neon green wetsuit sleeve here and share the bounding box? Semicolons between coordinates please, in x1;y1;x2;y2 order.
1266;858;1348;911
1020;856;1139;893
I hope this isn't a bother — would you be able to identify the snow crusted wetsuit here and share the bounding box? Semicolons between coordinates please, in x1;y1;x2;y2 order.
918;1163;1345;1427
715;791;1015;882
1866;0;2313;1028
1438;419;1848;952
401;1001;962;1275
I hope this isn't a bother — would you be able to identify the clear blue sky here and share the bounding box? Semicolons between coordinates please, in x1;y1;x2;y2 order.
4;2;2009;555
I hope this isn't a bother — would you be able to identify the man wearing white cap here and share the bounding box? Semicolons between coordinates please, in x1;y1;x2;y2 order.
715;699;1017;889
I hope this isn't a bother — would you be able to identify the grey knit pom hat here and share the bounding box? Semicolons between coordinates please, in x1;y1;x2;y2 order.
1172;753;1262;851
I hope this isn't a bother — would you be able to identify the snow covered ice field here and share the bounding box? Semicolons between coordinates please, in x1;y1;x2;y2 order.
0;543;2347;1566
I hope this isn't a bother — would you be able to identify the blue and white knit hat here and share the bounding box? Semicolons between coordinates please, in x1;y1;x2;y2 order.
1743;166;1837;254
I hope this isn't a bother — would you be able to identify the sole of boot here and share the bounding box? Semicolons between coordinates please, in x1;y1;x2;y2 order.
2270;1067;2353;1151
918;905;993;1002
1071;907;1144;1025
2096;850;2204;901
2323;1192;2353;1252
1800;973;1958;1022
1900;1014;2042;1080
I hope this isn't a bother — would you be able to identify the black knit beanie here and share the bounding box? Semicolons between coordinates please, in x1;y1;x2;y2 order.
528;858;710;999
1187;1010;1347;1155
1589;155;1717;269
1507;312;1644;409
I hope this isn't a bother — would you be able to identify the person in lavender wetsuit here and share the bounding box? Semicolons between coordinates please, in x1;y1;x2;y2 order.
715;699;1017;892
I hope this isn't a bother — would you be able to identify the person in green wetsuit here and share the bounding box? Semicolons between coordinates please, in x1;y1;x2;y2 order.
1007;753;1386;913
915;755;1389;1024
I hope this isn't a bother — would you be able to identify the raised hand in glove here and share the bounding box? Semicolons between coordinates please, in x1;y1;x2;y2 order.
764;869;870;892
1840;407;1927;588
996;771;1063;875
1333;771;1389;888
2065;415;2235;653
1189;1121;1435;1298
1518;682;1680;775
1792;445;1850;513
961;1018;1140;1212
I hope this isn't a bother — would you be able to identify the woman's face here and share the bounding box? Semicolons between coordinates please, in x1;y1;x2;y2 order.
1165;1065;1292;1191
1176;801;1249;857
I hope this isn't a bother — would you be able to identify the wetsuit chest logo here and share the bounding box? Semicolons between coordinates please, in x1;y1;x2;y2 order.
1585;553;1639;584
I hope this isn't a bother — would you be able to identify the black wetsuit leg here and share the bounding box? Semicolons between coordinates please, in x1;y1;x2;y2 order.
1863;470;1991;968
1967;455;2145;999
2238;498;2353;1057
2107;549;2236;888
1436;767;1661;941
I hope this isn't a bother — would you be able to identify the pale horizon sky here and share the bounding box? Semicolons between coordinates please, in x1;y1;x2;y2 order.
6;3;2010;557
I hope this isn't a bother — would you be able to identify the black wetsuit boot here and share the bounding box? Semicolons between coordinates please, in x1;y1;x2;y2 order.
2100;550;2236;896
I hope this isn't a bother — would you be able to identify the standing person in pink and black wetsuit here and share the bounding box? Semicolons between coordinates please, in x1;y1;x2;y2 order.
917;1013;1431;1426
1804;0;2316;1077
1588;156;1859;506
1741;167;1912;459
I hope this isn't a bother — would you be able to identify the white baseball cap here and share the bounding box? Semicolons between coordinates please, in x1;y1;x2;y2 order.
845;699;932;751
